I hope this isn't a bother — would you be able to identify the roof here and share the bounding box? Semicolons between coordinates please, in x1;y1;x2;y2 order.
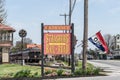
0;24;15;32
27;44;41;50
0;43;12;47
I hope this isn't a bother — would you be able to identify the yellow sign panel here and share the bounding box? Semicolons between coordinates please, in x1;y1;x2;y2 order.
44;33;71;55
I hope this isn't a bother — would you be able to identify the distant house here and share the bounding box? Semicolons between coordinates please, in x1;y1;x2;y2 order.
27;44;41;50
0;23;15;63
112;34;120;59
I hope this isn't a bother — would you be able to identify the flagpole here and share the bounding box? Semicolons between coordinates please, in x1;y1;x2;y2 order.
77;30;101;48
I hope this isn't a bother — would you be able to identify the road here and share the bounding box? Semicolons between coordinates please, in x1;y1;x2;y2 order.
55;60;120;80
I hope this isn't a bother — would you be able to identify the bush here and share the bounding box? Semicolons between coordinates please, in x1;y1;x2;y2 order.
57;69;64;76
33;72;39;77
93;67;101;75
14;69;40;78
74;67;102;76
44;70;52;75
86;67;94;75
74;68;83;76
14;70;31;78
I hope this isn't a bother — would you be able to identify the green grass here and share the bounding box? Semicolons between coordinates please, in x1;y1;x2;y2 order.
0;64;41;78
0;61;102;78
77;60;94;68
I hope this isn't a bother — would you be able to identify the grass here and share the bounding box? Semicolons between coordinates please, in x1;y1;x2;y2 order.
77;60;94;68
0;61;103;78
0;64;41;78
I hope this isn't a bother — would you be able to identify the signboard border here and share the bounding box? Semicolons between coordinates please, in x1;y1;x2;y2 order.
44;33;71;55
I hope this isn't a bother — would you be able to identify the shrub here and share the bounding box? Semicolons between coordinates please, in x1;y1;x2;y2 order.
44;70;52;75
57;69;64;76
33;72;39;77
74;67;102;76
14;69;40;78
86;67;94;75
14;69;31;78
74;68;82;76
93;67;101;75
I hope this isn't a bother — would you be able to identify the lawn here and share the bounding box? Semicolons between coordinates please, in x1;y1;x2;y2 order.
0;64;41;78
0;61;103;78
77;60;94;68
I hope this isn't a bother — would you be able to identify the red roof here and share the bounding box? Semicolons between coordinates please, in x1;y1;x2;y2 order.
0;24;15;32
27;44;41;50
0;43;12;47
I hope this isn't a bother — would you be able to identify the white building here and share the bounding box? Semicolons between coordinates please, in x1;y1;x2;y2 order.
112;34;120;59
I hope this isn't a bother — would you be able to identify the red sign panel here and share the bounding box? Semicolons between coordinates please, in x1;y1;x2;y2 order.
44;33;71;55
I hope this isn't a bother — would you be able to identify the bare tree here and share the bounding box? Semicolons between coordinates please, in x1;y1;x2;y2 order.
104;34;114;53
0;0;7;24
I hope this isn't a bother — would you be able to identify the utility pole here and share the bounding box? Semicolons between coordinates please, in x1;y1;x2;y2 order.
69;0;72;25
68;0;72;66
60;13;69;25
82;0;88;71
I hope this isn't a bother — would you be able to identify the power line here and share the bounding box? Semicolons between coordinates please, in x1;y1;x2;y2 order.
71;0;76;15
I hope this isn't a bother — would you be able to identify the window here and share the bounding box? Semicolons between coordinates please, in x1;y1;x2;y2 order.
117;36;120;39
117;45;119;49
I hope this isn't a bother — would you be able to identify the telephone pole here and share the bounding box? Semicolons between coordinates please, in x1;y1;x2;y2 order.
69;0;72;25
82;0;88;71
60;13;69;25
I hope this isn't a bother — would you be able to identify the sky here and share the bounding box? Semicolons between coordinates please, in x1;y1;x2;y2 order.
5;0;120;53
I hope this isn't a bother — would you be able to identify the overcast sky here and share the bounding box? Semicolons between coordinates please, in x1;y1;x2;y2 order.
5;0;120;53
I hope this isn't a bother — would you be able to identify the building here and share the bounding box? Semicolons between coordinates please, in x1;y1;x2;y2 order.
0;23;15;63
23;38;32;44
112;34;120;59
27;44;41;50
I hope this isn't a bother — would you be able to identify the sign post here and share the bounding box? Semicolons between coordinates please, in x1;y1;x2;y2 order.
19;29;27;66
71;23;75;73
41;23;44;77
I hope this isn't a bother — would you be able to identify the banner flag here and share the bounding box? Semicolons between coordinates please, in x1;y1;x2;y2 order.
88;31;108;53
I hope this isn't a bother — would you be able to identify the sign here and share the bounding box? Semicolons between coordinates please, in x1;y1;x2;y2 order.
44;25;71;30
44;33;71;55
19;29;27;37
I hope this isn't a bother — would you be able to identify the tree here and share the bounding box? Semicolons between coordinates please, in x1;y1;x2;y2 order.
0;0;7;23
104;34;114;53
88;48;97;59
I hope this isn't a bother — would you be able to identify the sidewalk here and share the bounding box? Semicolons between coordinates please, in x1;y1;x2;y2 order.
56;76;120;80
